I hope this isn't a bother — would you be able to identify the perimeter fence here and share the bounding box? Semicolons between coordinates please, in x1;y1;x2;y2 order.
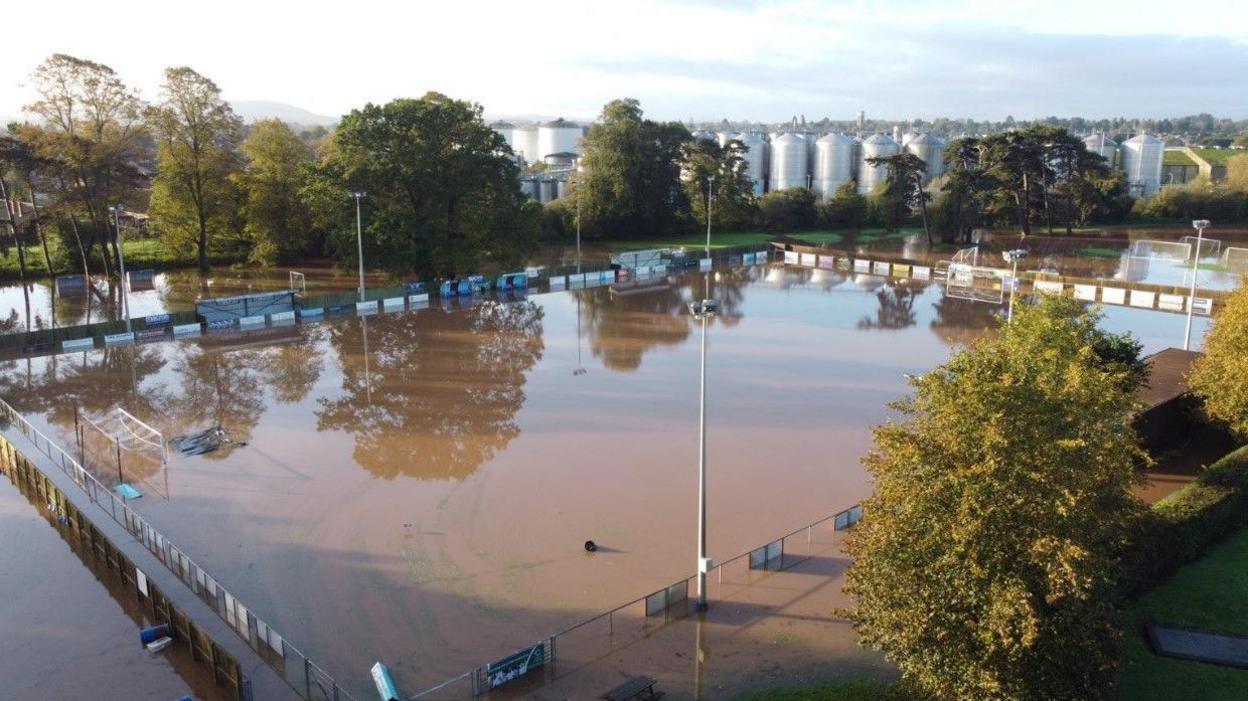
0;396;360;701
407;501;863;699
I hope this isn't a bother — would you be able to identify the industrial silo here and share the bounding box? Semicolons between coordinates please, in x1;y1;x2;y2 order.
812;133;855;199
1121;134;1164;197
1084;133;1118;168
520;178;540;200
512;124;539;164
538;179;558;203
858;133;900;194
905;133;946;184
538;118;583;160
769;133;809;191
716;132;733;147
732;132;767;195
692;130;716;143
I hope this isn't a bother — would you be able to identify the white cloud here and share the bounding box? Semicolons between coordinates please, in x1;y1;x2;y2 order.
4;0;1247;122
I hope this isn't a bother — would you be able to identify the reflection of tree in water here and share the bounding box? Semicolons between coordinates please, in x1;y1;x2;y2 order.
578;270;750;372
929;292;1001;347
316;301;544;480
857;280;929;331
266;327;326;404
167;344;271;460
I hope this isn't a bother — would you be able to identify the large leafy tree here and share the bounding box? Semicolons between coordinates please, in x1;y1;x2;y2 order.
867;152;930;244
147;67;244;272
680;135;757;233
236;119;314;264
579;99;692;238
21;54;148;275
846;296;1147;701
307;93;539;278
1191;284;1248;436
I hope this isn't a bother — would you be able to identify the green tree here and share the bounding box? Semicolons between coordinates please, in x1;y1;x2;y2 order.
758;187;817;232
1191;285;1248;436
236;119;314;264
846;296;1147;701
579;99;691;238
681;136;757;232
22;54;148;276
307;93;538;278
818;180;867;229
867;152;930;244
148;67;244;272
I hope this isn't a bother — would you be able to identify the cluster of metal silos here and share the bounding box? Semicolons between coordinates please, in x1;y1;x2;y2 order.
1082;132;1165;197
492;119;584;164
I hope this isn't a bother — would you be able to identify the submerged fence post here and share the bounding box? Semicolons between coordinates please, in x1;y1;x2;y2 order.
115;437;123;484
304;656;312;698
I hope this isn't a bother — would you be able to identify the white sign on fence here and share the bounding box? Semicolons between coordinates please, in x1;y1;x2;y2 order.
239;315;267;327
382;297;405;310
172;323;202;337
1073;284;1098;301
1191;297;1214;315
799;253;817;267
1034;280;1064;295
61;337;95;352
1129;290;1156;309
854;259;870;273
408;293;429;308
1101;287;1127;305
913;265;931;280
872;261;891;275
784;250;799;265
1158;293;1185;311
104;332;135;346
355;301;378;315
699;257;713;271
549;275;566;289
269;311;296;325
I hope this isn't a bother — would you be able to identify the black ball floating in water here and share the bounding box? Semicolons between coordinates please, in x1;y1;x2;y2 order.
584;540;597;553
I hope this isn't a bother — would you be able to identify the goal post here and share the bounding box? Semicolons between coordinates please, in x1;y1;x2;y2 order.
289;271;307;294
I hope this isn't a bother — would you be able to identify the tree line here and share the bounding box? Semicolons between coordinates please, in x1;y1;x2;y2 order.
0;54;539;283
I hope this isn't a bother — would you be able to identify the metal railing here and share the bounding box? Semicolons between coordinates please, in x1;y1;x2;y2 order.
0;397;360;701
406;501;862;699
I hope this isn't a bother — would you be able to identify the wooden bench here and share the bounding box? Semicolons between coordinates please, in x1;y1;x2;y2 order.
601;675;663;701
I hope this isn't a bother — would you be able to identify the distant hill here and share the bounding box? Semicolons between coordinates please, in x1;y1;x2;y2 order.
232;101;338;127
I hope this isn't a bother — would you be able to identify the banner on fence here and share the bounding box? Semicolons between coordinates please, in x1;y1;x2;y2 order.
1158;293;1185;312
783;250;799;265
854;259;870;273
487;643;546;690
1101;287;1127;305
104;332;134;346
62;337;95;352
1073;284;1098;301
872;261;891;276
799;253;817;267
1034;280;1063;295
1129;290;1156;309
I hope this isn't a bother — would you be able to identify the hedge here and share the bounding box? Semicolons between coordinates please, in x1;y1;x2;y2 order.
1128;444;1248;593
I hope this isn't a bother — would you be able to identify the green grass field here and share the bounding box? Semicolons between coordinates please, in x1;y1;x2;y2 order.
1116;527;1248;699
0;237;234;281
1193;149;1244;166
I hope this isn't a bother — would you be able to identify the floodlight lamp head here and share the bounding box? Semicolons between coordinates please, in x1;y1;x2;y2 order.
689;299;720;319
1193;219;1210;230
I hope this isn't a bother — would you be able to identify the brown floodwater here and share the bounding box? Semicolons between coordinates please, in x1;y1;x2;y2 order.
0;453;230;699
0;263;1216;698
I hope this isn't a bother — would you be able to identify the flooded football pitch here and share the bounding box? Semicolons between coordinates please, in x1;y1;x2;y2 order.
0;261;1218;698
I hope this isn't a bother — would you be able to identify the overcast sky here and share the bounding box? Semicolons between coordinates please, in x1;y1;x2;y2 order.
6;0;1247;123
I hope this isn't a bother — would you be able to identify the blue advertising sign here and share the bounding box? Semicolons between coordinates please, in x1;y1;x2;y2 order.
486;643;545;690
144;313;172;327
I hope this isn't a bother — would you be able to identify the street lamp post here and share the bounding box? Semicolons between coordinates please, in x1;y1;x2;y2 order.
1185;219;1211;351
352;192;367;302
1002;248;1028;323
689;297;719;611
108;205;131;332
705;176;714;258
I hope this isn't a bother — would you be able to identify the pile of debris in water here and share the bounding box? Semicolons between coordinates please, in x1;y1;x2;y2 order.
170;426;245;456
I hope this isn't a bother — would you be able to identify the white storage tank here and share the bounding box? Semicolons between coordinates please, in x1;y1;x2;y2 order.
769;132;809;192
512;124;539;163
520;178;540;200
734;132;768;195
1121;134;1164;197
905;133;946;184
812;133;855;199
716;132;733;147
858;133;900;195
537;118;583;160
1084;133;1118;168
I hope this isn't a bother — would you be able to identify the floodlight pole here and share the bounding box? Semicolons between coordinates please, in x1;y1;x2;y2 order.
575;193;582;275
109;205;131;332
353;192;367;302
691;298;716;612
1007;255;1019;323
706;176;714;258
1185;219;1210;351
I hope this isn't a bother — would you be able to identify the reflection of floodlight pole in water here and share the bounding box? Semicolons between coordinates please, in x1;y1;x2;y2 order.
690;296;719;611
1002;249;1028;323
1185;219;1211;351
573;294;587;376
108;205;131;332
352;192;367;302
362;315;373;405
